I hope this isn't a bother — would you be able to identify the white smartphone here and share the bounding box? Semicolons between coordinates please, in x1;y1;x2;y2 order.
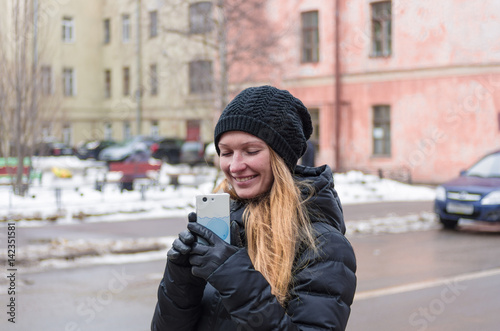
195;193;231;244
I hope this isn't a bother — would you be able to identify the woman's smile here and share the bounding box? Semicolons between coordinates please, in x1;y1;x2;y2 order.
218;131;274;199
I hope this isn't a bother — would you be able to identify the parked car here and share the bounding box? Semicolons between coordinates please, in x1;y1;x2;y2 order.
75;140;117;160
150;138;184;164
98;136;156;162
34;139;74;156
179;141;206;166
204;142;218;167
434;149;500;229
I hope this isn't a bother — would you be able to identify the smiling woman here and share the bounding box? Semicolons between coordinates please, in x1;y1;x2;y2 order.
218;132;273;199
152;86;357;331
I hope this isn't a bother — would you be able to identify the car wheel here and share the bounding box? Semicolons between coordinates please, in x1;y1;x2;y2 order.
439;217;458;230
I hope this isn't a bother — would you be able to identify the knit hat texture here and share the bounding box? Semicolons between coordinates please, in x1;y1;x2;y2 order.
214;85;313;170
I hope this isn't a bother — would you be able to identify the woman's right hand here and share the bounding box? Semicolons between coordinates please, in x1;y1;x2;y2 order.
168;230;195;267
167;212;198;267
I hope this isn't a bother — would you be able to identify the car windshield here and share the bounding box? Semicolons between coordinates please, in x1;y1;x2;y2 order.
466;153;500;178
182;142;201;151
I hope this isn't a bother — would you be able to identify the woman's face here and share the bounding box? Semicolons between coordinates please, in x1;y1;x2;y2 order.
218;131;274;199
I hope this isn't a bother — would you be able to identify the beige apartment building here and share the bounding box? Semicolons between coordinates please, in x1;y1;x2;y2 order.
1;0;218;147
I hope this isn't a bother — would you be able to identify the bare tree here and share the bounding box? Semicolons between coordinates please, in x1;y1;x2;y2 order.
159;0;286;115
0;0;57;196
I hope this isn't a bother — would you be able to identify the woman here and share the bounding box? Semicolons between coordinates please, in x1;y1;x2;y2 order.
151;86;356;330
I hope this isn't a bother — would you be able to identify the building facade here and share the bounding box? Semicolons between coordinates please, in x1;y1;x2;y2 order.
2;0;499;183
0;0;219;148
249;0;500;183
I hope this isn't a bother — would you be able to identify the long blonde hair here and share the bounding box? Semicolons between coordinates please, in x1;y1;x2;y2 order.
216;149;316;304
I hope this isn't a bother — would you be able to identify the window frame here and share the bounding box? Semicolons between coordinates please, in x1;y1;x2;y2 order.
308;107;320;151
301;11;319;63
104;18;111;44
149;10;158;38
150;120;159;138
189;60;213;94
371;1;392;57
122;14;131;43
41;65;53;96
62;124;72;146
123;121;131;140
189;2;213;34
62;16;75;43
104;123;113;140
123;67;130;96
63;67;76;97
372;105;391;156
150;64;158;96
104;69;112;98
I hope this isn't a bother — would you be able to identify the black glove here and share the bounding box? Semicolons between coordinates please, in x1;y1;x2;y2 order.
164;212;206;289
159;212;206;311
188;221;242;280
167;212;197;266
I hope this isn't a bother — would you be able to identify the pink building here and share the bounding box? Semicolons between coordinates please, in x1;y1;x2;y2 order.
230;0;500;184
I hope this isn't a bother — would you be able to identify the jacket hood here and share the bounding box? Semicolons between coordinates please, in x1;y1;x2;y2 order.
294;164;346;234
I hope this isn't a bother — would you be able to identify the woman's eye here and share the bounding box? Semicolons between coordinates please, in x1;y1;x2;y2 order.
247;150;259;155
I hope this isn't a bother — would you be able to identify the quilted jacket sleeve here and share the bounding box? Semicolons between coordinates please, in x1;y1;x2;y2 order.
151;262;206;331
206;223;357;330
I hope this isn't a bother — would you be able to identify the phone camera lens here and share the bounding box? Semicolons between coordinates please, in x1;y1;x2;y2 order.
202;197;207;202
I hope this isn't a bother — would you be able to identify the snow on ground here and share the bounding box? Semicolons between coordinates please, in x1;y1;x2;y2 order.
0;156;438;271
0;156;435;224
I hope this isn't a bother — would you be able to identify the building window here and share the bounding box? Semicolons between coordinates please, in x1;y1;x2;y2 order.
309;107;320;149
63;68;76;97
150;64;158;96
372;105;391;156
104;18;111;44
123;121;131;140
62;17;75;42
104;123;113;140
189;60;212;94
149;11;158;38
41;66;53;95
62;124;72;145
122;14;131;43
123;67;130;96
301;11;319;63
189;2;213;34
151;120;159;138
371;1;392;57
104;70;112;98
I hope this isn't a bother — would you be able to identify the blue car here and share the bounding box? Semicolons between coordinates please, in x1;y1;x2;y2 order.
434;149;500;229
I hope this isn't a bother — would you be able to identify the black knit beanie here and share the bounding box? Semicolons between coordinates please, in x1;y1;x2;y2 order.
214;85;313;170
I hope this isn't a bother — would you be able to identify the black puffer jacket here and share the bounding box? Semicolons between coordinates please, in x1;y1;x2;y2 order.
152;164;357;330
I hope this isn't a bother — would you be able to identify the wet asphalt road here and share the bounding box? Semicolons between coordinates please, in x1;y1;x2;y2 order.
2;200;500;331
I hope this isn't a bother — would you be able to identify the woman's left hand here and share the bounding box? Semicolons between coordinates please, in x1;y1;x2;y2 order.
187;222;241;280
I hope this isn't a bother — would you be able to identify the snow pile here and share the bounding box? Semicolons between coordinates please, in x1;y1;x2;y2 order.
1;236;172;268
346;212;439;235
334;171;435;204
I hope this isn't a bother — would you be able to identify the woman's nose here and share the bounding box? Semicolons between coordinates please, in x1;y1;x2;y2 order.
229;154;246;173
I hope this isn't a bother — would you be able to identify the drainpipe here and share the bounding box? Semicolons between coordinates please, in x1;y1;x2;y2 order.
136;0;143;135
334;0;341;171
